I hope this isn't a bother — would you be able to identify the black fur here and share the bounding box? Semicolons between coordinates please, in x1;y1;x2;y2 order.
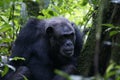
1;17;83;80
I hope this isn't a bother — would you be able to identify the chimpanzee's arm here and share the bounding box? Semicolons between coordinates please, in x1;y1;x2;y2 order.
53;64;77;80
3;66;31;80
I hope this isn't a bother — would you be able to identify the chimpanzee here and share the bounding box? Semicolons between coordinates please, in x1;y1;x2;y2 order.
2;17;83;80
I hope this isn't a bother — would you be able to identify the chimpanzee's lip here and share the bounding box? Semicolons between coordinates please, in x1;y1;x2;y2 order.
65;50;73;53
64;49;73;54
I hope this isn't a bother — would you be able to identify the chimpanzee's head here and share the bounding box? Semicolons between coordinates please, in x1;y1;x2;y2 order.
45;17;76;57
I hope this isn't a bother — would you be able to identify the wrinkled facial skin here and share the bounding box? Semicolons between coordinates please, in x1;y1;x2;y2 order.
59;34;75;57
48;22;76;57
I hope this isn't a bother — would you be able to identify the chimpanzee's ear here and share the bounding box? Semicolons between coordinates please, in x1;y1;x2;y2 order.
45;26;54;37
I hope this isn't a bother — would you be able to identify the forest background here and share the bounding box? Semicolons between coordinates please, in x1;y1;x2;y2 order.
0;0;120;80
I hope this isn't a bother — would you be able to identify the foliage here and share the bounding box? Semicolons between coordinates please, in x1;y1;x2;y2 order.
1;0;120;80
0;56;25;76
104;62;120;80
103;24;120;37
55;69;71;80
38;0;92;26
0;0;25;56
0;0;92;78
56;63;120;80
0;0;92;56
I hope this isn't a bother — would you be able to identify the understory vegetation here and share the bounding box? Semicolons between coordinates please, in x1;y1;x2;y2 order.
0;0;120;80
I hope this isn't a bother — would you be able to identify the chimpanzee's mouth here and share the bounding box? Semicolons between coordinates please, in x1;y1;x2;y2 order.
64;49;74;56
65;50;73;53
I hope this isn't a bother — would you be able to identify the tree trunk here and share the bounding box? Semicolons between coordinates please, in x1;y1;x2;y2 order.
78;14;96;76
77;0;120;76
110;3;120;64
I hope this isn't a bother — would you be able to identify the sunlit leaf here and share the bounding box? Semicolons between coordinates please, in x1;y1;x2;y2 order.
9;57;25;61
6;64;16;72
106;63;115;73
0;38;13;43
0;26;11;32
1;56;8;64
105;28;112;32
0;16;8;23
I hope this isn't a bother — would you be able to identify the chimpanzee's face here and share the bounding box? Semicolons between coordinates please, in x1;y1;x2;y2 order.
46;20;76;57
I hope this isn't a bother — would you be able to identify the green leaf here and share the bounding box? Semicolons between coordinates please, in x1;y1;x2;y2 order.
109;31;119;37
0;0;10;9
0;26;11;32
102;24;115;28
0;38;13;43
115;65;120;69
1;65;9;77
105;71;116;79
80;0;88;6
90;0;99;6
0;16;8;23
9;57;25;61
106;63;115;73
23;75;28;80
54;69;71;80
